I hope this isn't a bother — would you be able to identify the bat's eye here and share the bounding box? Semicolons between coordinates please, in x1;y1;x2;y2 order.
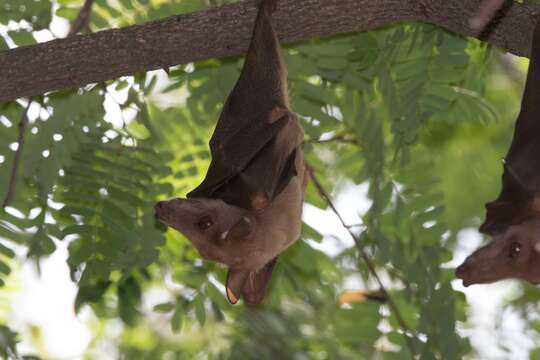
509;242;521;258
197;216;214;231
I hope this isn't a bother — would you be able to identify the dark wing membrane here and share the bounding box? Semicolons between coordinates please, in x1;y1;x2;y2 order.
272;147;298;197
211;138;298;210
500;19;540;190
480;20;540;234
189;0;296;209
188;110;296;209
480;164;534;235
204;0;287;141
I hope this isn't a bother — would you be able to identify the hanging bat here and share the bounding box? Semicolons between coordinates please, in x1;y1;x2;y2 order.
155;0;306;305
456;19;540;286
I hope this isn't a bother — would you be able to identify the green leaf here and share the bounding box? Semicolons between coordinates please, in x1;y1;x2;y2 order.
8;30;35;47
171;304;183;332
0;243;15;258
193;294;206;326
153;302;175;313
55;7;80;21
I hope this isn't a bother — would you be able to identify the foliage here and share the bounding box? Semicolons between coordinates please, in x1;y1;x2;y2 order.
0;0;51;31
0;324;19;359
1;0;538;359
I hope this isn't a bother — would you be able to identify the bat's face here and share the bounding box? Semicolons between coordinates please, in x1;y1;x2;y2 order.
154;198;257;268
456;218;540;286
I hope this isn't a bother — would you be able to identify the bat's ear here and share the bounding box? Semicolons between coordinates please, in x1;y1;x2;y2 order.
225;215;255;241
225;257;278;305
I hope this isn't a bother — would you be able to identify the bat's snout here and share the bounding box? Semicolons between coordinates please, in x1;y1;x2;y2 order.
154;201;166;219
455;257;496;287
455;263;466;278
154;198;184;221
455;263;472;287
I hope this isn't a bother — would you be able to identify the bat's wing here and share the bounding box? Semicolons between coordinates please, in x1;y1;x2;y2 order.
188;108;301;210
480;163;534;235
188;0;297;209
480;21;540;234
225;257;278;305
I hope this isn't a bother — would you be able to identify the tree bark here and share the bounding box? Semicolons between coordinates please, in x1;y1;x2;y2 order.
0;0;538;103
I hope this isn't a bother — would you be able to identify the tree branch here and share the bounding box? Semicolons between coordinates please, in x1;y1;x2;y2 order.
307;165;417;358
0;0;538;103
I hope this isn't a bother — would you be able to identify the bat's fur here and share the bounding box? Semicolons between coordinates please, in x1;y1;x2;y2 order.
154;152;306;272
155;0;306;304
456;19;540;286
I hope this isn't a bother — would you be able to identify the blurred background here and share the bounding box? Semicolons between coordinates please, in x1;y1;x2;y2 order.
1;0;540;359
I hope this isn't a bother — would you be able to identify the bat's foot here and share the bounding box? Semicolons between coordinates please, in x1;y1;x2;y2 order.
258;0;278;15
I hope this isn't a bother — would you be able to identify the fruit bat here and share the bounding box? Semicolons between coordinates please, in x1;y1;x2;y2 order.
456;19;540;286
155;0;306;305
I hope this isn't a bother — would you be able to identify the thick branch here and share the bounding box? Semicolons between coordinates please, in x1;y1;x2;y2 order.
0;0;539;103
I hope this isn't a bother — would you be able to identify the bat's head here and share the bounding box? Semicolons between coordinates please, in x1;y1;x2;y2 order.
154;198;257;268
456;218;540;286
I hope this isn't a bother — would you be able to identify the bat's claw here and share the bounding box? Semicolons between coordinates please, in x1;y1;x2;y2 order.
259;0;278;15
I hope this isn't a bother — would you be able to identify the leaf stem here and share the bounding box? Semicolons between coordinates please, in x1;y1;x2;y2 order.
307;164;417;359
2;100;32;210
304;134;361;146
68;0;96;37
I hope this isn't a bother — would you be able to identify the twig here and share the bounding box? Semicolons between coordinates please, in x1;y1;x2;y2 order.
304;134;360;146
68;0;95;37
2;101;32;209
307;164;417;358
344;223;365;229
469;0;506;34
